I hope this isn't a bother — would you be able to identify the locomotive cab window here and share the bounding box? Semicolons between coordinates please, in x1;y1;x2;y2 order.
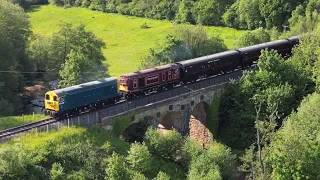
45;94;50;100
53;96;58;101
162;73;165;81
120;79;126;84
168;71;172;80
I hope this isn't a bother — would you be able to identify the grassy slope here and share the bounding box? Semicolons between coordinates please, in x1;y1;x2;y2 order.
0;114;49;130
28;5;245;77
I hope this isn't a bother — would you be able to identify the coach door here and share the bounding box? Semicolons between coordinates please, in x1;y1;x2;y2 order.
133;79;138;89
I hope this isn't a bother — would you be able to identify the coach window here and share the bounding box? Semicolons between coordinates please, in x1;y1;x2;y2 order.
53;96;58;101
133;79;138;88
45;94;50;100
174;69;179;78
168;71;172;80
162;73;165;81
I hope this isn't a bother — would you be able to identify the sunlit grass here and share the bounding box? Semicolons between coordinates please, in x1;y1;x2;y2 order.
27;5;246;78
0;114;49;131
4;126;130;154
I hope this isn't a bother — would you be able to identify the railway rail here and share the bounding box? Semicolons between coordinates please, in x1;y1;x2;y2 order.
0;118;57;139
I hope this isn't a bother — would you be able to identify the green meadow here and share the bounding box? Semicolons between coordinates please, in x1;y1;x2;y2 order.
0;114;49;130
28;5;245;77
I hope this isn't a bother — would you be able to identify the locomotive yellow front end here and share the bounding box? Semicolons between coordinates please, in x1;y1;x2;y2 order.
45;91;59;112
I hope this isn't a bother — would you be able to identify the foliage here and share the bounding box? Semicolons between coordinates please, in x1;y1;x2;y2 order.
0;0;31;115
144;127;183;161
207;142;237;178
111;112;135;137
105;152;131;180
288;1;320;35
126;142;152;173
267;93;320;179
187;153;222;180
50;163;65;180
175;0;195;24
139;25;227;69
27;21;109;86
233;28;271;48
222;0;305;30
182;139;237;179
152;171;170;180
218;49;313;149
206;93;221;138
0;143;48;179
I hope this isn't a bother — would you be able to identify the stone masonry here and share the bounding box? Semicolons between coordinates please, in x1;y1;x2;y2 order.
101;83;226;143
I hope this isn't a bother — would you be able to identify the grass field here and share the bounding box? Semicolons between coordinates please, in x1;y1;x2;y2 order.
28;5;245;77
0;114;49;131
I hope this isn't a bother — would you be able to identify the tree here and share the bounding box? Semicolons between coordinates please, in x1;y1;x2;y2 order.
218;49;311;149
58;50;83;88
27;34;55;74
222;1;241;28
105;152;131;180
0;143;47;179
206;142;237;179
187;153;222;180
0;0;31;115
126;142;152;173
259;0;304;30
139;25;227;69
144;128;183;161
233;28;270;48
237;0;263;29
175;0;195;24
267;93;320;179
27;22;109;86
192;0;229;26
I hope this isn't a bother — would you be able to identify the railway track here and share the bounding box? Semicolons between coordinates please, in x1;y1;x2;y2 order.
0;118;58;139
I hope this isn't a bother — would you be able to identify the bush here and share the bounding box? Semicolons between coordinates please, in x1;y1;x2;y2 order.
233;28;271;48
140;22;150;29
126;142;152;173
144;128;183;161
207;142;237;179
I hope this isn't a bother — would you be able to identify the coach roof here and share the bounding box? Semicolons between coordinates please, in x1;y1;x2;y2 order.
237;39;290;53
53;77;117;96
176;50;240;67
120;64;179;77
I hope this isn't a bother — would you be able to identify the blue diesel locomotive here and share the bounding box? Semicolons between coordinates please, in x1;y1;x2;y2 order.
45;77;120;118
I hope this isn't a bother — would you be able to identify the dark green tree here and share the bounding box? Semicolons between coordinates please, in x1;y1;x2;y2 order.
259;0;304;30
233;28;270;48
237;0;263;29
219;49;312;149
0;0;31;115
268;93;320;179
175;0;195;24
139;25;227;69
